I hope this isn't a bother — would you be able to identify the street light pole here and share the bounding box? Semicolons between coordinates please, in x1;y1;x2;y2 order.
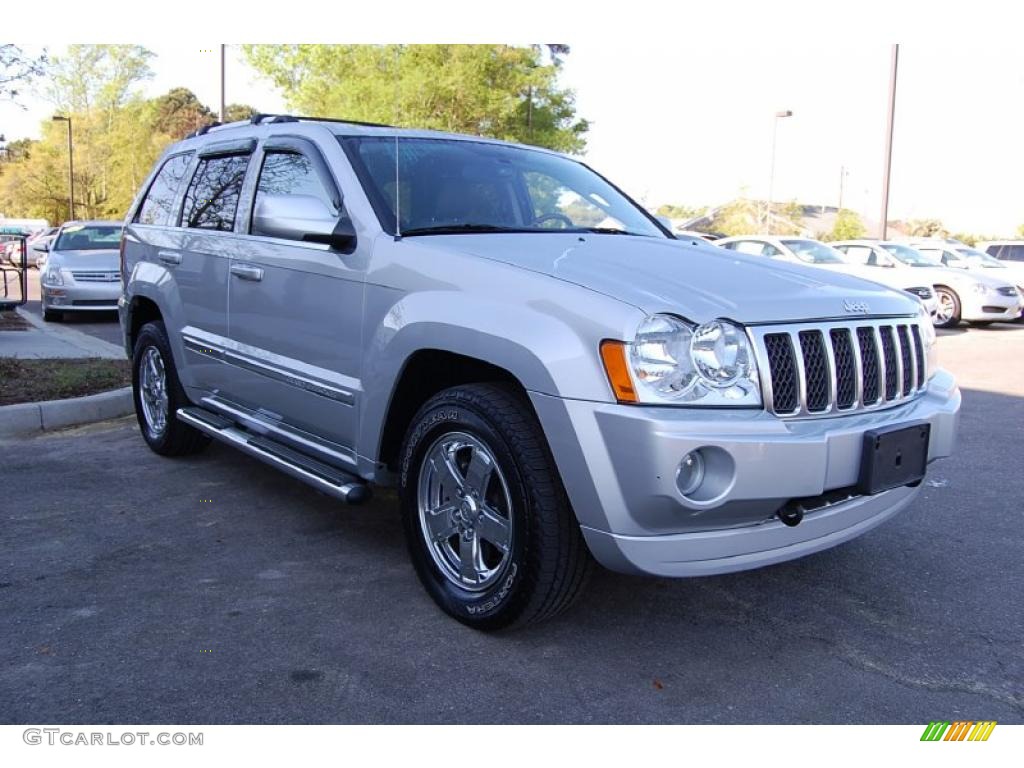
52;115;74;221
768;110;792;231
879;44;899;240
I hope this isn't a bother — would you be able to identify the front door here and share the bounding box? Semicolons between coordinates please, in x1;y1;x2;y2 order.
221;139;365;466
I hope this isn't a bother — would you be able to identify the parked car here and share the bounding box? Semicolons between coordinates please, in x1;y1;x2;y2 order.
39;221;123;321
973;241;1024;287
951;246;1024;291
906;241;1023;325
828;240;1021;328
29;226;60;268
120;116;960;630
716;236;940;319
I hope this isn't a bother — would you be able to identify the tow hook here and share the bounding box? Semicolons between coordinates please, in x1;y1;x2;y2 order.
777;501;804;527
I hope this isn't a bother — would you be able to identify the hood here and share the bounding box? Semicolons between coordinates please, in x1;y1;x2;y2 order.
809;262;932;293
418;233;920;324
49;248;120;272
898;263;1016;290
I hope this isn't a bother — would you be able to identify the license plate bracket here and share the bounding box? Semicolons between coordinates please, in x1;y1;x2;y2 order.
857;421;930;495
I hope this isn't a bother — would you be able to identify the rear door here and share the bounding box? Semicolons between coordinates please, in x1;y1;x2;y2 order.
175;140;256;396
219;135;365;464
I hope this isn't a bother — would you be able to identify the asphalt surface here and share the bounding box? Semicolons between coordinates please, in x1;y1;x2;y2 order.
1;325;1022;724
3;266;123;346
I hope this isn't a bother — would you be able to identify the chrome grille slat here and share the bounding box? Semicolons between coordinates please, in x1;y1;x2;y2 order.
70;270;120;283
751;319;926;419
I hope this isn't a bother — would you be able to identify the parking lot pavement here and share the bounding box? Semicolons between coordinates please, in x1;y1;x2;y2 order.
1;327;1022;725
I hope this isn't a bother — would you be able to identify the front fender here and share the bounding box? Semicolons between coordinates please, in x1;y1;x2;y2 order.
357;286;644;465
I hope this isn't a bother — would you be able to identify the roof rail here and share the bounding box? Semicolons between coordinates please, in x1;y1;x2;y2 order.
250;113;395;129
184;113;396;140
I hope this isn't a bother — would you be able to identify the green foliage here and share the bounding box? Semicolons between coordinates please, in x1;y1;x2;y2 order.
1017;223;1024;239
224;103;257;122
655;203;707;221
242;44;588;153
823;209;866;242
0;46;255;223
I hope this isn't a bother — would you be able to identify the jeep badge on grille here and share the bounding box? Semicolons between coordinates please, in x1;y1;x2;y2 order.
844;300;869;314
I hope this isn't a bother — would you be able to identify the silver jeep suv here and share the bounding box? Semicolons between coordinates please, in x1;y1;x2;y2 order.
120;115;961;629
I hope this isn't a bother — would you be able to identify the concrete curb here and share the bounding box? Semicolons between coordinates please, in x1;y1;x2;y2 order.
0;386;133;438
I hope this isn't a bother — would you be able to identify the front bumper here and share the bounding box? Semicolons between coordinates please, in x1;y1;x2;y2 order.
960;291;1023;322
41;280;120;312
530;369;960;577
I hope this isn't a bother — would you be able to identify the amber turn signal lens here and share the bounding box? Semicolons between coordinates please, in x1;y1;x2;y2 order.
600;340;638;404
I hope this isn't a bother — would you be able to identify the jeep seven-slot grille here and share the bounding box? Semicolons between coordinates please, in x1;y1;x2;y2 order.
756;320;926;417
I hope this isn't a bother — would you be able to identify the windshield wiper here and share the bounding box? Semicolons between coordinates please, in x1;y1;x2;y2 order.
399;224;534;236
577;227;639;236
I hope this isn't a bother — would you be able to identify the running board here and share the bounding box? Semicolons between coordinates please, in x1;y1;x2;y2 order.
176;406;371;504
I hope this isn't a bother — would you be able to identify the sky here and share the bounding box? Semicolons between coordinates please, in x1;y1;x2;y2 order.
2;42;1022;234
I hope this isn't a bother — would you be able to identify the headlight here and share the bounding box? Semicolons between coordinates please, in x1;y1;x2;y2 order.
611;314;761;406
42;265;64;286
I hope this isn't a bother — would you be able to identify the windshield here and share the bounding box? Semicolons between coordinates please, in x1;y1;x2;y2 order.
880;243;935;267
54;224;121;251
956;247;1006;268
341;136;665;238
779;239;847;264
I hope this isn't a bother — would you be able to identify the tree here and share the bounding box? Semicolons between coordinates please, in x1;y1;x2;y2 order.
656;203;707;221
224;103;257;122
0;45;47;107
151;87;215;140
1017;223;1024;239
823;209;866;242
243;44;588;153
906;218;945;238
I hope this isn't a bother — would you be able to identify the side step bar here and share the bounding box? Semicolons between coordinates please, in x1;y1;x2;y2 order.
177;406;371;504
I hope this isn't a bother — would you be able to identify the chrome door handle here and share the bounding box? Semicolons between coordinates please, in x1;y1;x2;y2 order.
157;250;181;265
230;264;264;282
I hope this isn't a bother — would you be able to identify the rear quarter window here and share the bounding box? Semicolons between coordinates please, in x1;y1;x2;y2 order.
135;154;192;226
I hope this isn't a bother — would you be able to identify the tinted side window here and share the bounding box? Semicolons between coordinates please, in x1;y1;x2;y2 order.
136;154;192;226
1007;245;1024;262
181;154;250;231
251;152;334;236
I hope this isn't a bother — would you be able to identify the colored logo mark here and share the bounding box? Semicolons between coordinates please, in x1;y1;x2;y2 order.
920;721;996;742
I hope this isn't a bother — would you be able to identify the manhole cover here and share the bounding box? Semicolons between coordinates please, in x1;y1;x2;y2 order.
0;311;31;331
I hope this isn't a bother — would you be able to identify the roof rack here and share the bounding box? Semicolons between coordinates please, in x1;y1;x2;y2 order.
184;113;396;140
250;113;395;129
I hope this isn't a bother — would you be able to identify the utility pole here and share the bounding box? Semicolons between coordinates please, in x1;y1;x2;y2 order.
768;110;793;231
219;44;227;123
839;165;848;210
879;45;899;239
52;116;74;220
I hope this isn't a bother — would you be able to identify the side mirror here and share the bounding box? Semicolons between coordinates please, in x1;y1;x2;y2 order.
35;241;50;253
252;194;356;253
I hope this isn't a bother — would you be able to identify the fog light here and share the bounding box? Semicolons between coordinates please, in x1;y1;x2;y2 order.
677;450;706;496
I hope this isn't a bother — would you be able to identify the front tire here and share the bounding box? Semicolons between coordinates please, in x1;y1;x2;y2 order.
933;286;961;329
132;320;210;457
399;383;592;630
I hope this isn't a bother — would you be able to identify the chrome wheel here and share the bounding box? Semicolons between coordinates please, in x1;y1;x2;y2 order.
934;290;956;325
138;346;169;436
417;431;514;592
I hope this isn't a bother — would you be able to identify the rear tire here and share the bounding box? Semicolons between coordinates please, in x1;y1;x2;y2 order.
132;320;210;457
933;286;961;329
399;383;593;630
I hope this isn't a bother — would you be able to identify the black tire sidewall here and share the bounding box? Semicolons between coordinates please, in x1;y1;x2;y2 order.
400;397;533;630
132;322;184;452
